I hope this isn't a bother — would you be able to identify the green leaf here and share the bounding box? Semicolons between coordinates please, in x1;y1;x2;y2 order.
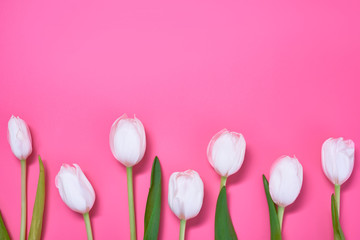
144;156;162;240
331;194;345;240
215;186;238;240
28;156;45;240
0;211;10;240
262;175;281;240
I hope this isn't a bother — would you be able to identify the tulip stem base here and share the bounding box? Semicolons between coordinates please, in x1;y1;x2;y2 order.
20;159;26;240
83;212;93;240
220;176;227;188
179;219;186;240
277;206;285;231
335;184;340;217
127;167;136;240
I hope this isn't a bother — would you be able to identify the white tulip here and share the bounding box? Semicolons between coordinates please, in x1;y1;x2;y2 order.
55;164;95;214
207;129;246;177
109;114;146;167
168;170;204;220
322;137;355;185
8;115;33;240
7;115;32;160
110;114;146;240
269;156;303;208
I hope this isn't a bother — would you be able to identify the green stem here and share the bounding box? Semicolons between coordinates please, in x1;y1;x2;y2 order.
220;176;227;189
335;184;340;217
83;212;93;240
277;206;285;231
179;219;186;240
20;159;26;240
127;167;136;240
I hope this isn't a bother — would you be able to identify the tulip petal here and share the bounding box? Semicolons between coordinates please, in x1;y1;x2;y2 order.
74;164;96;211
263;175;282;240
215;186;238;240
144;157;162;240
0;211;10;240
331;194;345;240
29;156;45;240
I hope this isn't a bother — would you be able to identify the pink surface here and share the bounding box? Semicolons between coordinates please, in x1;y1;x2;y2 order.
0;0;360;239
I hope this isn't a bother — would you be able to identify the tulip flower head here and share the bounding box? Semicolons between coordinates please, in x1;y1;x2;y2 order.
55;164;95;214
269;156;303;207
109;114;146;167
207;129;246;177
168;170;204;220
322;137;355;185
7;115;32;160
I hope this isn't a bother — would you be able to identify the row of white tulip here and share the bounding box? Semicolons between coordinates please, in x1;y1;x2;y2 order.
6;115;355;239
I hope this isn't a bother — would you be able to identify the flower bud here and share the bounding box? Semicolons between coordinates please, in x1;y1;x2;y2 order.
55;164;95;214
322;137;355;185
207;129;246;177
7;115;32;160
168;170;204;220
269;156;303;207
109;114;146;167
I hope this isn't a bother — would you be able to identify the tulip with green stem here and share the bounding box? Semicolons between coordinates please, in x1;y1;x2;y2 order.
7;116;33;240
322;138;354;218
109;114;147;240
322;137;354;239
55;164;96;240
207;129;246;240
168;170;204;240
268;156;303;232
262;156;303;239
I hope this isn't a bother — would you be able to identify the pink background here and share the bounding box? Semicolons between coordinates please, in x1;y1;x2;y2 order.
0;0;360;239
